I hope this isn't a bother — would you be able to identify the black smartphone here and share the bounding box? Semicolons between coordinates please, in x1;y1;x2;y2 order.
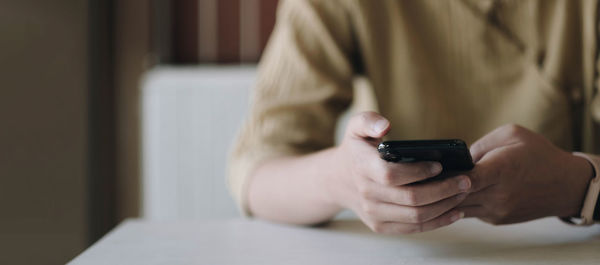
377;139;474;171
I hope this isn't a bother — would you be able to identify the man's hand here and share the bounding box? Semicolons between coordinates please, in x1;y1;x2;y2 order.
327;112;469;234
459;124;594;225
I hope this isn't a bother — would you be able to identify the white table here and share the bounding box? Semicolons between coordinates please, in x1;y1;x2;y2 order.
69;218;600;264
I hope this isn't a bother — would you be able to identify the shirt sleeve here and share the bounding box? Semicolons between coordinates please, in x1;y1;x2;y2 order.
226;0;357;216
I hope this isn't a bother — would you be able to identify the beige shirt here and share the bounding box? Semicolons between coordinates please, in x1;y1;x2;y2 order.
228;0;600;215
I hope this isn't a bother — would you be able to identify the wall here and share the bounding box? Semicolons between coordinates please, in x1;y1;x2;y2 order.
114;0;150;220
0;0;88;264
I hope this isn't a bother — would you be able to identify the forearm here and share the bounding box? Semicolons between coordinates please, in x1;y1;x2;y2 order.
247;147;343;225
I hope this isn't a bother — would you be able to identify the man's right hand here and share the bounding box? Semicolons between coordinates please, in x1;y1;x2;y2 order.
327;112;470;234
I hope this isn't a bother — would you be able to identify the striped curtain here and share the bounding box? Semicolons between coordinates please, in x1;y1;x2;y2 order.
158;0;279;63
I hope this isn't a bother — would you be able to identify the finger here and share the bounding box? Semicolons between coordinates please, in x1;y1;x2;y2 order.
367;193;468;223
455;205;486;218
345;111;390;141
471;124;523;163
465;159;500;192
457;185;495;207
401;174;471;205
367;174;470;206
370;159;442;186
373;210;464;234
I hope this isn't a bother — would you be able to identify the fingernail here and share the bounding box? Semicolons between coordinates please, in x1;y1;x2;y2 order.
372;119;389;134
429;162;442;175
458;177;471;191
450;212;464;222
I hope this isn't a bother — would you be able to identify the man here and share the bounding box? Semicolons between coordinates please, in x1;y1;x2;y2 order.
228;0;600;234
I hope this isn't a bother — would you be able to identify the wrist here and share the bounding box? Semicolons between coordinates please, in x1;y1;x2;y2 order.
317;146;348;211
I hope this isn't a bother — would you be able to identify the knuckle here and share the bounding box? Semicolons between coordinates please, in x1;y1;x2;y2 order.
361;201;377;216
404;224;423;234
415;223;425;233
354;111;376;125
379;168;394;185
448;177;461;191
352;112;367;122
483;217;500;225
497;206;511;218
403;189;420;206
503;123;524;137
407;208;426;223
357;185;371;199
358;112;369;124
471;141;483;151
494;192;511;205
371;222;385;233
478;208;505;225
489;208;510;225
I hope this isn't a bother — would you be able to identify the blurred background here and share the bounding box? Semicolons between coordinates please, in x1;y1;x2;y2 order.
0;0;280;264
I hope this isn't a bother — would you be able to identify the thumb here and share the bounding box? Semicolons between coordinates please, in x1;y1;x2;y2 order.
471;124;521;163
345;111;390;140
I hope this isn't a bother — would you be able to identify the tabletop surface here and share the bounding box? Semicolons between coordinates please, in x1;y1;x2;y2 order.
69;217;600;265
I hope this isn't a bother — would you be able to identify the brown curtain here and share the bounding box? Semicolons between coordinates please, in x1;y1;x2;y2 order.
165;0;279;63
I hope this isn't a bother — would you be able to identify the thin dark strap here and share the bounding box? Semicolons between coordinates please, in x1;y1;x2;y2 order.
593;0;600;221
